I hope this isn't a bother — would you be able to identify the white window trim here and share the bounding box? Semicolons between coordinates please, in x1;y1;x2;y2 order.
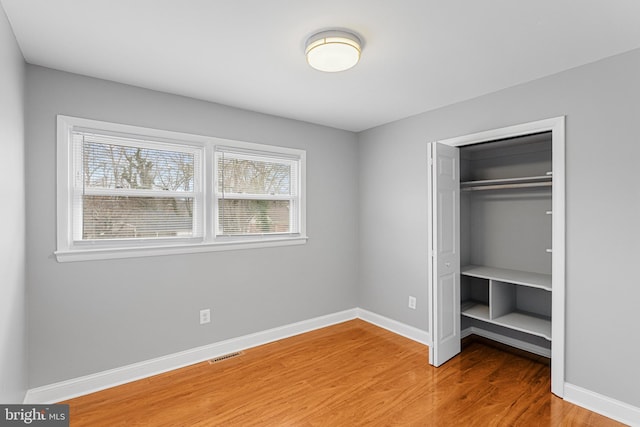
56;115;307;262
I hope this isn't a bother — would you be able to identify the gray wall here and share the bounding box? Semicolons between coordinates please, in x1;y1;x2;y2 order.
25;66;359;387
0;4;27;403
358;48;640;407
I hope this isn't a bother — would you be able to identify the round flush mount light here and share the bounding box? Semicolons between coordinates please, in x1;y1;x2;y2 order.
305;30;362;72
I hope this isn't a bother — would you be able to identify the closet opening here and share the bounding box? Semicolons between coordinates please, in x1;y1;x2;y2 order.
459;131;552;358
427;117;565;397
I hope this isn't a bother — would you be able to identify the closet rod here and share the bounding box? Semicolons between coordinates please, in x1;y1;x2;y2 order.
461;181;552;191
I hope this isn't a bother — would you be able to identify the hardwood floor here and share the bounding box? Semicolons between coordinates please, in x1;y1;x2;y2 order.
61;319;622;426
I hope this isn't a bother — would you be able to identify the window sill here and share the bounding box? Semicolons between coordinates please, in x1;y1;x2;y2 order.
55;236;309;262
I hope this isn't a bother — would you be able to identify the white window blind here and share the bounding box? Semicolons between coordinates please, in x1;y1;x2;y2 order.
215;148;301;236
71;131;203;242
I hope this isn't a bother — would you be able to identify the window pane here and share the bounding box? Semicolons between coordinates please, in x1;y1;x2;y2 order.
82;196;194;239
218;200;290;235
218;156;291;195
83;140;194;191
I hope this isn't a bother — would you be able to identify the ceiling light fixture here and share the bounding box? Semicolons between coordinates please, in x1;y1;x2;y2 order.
305;30;362;72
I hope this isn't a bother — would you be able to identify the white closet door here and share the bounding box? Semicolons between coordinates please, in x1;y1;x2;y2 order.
428;142;461;366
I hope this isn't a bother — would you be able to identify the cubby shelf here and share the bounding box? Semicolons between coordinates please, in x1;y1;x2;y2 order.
461;301;551;341
461;301;489;320
461;265;552;341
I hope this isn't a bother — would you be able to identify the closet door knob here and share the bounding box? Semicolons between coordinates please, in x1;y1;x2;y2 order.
445;262;451;267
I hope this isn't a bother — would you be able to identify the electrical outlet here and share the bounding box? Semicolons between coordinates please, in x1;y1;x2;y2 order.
199;308;211;325
408;296;417;310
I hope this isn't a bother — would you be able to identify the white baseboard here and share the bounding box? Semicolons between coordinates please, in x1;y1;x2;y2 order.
24;308;358;404
564;383;640;426
461;327;551;358
356;308;431;345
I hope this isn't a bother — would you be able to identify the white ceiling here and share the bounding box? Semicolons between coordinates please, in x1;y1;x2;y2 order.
3;1;640;132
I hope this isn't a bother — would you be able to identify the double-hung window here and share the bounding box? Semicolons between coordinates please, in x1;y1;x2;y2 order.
215;147;301;238
70;131;203;242
56;116;306;262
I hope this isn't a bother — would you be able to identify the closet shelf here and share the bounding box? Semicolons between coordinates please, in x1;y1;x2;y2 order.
461;302;551;341
494;311;551;341
461;301;489;320
460;175;551;191
461;265;552;291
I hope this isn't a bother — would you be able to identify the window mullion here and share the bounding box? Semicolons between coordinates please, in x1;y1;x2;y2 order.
205;145;215;242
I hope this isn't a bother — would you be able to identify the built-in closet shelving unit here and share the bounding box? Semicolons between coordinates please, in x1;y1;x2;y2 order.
460;265;551;340
459;132;553;356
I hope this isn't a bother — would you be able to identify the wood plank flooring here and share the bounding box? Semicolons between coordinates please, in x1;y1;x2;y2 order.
61;319;622;426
